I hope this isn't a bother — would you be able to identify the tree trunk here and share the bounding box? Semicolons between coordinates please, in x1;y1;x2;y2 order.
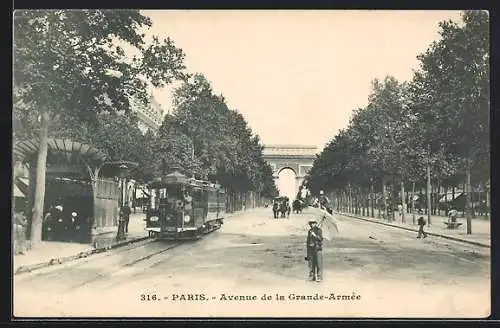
466;158;472;234
25;165;36;241
437;183;441;216
382;178;387;221
401;179;405;224
370;183;374;218
348;186;352;214
426;156;432;226
486;184;490;219
362;190;366;217
444;185;448;217
411;181;416;225
471;185;476;218
133;184;137;214
30;111;50;249
430;184;434;215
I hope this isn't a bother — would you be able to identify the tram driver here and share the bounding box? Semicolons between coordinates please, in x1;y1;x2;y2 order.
183;188;193;211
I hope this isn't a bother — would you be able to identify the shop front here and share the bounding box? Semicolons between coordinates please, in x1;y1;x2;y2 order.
13;138;135;245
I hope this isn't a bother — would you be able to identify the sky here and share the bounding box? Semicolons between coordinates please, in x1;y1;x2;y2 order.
141;10;463;151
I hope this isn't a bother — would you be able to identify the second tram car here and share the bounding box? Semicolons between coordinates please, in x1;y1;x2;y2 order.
145;169;226;240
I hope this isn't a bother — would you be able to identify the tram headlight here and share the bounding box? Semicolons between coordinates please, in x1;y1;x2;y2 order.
149;216;159;222
183;215;191;223
166;215;173;221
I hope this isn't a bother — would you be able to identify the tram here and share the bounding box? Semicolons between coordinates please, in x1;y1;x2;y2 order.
145;169;226;240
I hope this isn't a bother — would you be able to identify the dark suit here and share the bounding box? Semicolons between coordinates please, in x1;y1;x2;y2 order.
306;226;324;280
121;205;132;233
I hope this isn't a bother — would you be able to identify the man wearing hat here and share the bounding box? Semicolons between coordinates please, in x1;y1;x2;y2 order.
305;219;324;282
319;190;332;214
417;209;428;239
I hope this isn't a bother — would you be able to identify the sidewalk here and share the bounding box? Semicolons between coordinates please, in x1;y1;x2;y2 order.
337;211;490;247
14;213;148;275
13;208;254;275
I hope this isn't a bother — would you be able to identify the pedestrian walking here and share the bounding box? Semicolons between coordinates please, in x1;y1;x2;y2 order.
116;206;127;241
417;213;428;239
13;211;28;255
121;204;132;233
448;208;458;224
52;205;65;241
69;211;81;242
305;219;324;282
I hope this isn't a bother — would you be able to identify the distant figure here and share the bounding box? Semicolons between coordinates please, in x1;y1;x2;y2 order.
293;199;303;214
47;205;65;241
319;190;332;214
272;200;279;219
417;213;428;239
305;219;324;282
13;211;28;255
448;208;458;224
300;187;309;201
121;204;132;233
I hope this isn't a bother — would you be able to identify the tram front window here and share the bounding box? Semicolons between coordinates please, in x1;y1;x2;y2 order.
164;185;183;211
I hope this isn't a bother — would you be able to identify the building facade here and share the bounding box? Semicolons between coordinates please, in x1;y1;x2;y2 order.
131;94;165;135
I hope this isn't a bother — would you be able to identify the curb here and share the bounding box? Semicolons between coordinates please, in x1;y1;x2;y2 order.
14;209;260;276
14;235;151;276
336;212;490;249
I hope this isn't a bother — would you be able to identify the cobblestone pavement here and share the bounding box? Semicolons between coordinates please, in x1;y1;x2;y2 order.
14;208;490;318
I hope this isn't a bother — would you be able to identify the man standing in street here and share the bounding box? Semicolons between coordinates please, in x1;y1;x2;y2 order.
305;219;324;282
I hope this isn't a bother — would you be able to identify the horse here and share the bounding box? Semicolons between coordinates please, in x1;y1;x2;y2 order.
272;201;280;219
292;199;304;214
279;200;290;218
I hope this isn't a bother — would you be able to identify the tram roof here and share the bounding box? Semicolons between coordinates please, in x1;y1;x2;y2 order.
147;171;222;191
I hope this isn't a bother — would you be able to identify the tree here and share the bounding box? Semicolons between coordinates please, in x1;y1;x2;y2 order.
409;10;489;233
162;73;277;207
13;10;188;248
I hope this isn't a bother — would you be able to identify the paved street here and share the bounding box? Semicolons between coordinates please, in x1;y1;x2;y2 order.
14;208;490;318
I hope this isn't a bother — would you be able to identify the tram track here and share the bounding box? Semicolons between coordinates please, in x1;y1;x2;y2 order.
84;238;207;291
16;238;156;282
69;242;184;291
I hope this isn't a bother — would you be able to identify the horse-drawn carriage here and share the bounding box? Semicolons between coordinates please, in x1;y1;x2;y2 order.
272;196;291;219
292;198;306;214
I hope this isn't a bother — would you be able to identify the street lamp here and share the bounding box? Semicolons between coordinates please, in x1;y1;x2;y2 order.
116;163;130;241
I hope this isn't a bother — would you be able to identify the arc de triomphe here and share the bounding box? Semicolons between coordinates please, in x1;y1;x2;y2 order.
262;144;318;198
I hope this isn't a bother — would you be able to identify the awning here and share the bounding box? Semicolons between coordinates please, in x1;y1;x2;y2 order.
12;184;25;198
135;189;149;198
439;192;464;203
13;138;109;165
14;177;29;197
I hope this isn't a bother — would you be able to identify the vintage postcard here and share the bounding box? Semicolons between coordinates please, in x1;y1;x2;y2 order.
12;9;490;318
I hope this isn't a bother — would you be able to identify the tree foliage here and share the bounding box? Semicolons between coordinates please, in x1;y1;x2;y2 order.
155;73;277;198
13;9;189;246
308;11;489;213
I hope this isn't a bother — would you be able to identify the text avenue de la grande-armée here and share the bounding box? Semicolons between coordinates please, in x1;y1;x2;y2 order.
140;292;362;302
